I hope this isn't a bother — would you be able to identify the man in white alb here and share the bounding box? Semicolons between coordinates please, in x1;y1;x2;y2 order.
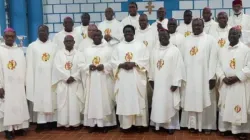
74;13;90;42
52;35;84;130
202;7;217;34
0;28;29;140
26;25;57;132
167;18;185;49
82;30;116;133
78;24;98;52
135;14;156;53
111;25;149;133
177;10;193;37
53;17;81;51
151;7;168;33
180;18;217;134
229;0;250;46
98;8;123;48
149;29;185;135
217;27;250;140
121;2;140;30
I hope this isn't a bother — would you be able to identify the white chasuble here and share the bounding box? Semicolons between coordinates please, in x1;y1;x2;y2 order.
53;29;82;51
98;19;123;47
229;13;250;46
151;19;168;40
111;39;149;129
176;23;192;38
170;32;185;49
121;14;140;30
135;25;157;54
0;45;29;130
26;39;57;115
81;43;116;127
52;49;84;127
217;42;250;126
149;43;185;130
180;33;217;112
74;25;88;41
204;20;217;34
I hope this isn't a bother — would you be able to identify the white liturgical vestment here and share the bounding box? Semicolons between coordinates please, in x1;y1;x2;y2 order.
177;22;192;38
0;44;29;132
52;49;84;127
26;39;57;124
217;42;250;134
98;18;123;47
111;39;149;129
149;43;185;130
81;43;116;127
204;19;217;34
121;14;140;30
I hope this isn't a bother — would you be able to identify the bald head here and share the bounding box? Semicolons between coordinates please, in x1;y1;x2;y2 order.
217;12;228;28
63;17;74;32
105;7;114;20
202;7;212;22
157;7;166;21
88;24;98;39
64;35;75;50
139;14;148;30
38;25;49;42
168;18;178;34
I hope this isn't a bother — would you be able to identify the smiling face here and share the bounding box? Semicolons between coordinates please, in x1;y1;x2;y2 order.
192;19;204;35
4;31;16;46
139;14;148;30
123;25;135;42
217;12;228;28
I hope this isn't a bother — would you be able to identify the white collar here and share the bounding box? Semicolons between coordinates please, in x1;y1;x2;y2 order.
64;49;76;56
138;24;151;33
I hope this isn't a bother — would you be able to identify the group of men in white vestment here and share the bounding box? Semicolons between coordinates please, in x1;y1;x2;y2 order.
1;0;250;140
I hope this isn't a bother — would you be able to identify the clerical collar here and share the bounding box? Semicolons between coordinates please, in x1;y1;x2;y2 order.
159;43;170;49
156;18;167;23
217;25;229;31
139;24;151;32
192;32;205;37
234;12;242;17
92;42;104;47
37;39;50;44
105;18;115;23
64;48;75;55
129;14;139;19
204;20;212;26
124;39;135;44
229;42;240;49
2;43;18;48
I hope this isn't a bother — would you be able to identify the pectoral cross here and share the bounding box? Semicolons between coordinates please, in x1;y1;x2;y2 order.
145;1;154;15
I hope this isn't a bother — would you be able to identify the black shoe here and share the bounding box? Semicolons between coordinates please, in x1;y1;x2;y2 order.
167;129;175;135
5;131;14;140
102;127;108;133
189;128;198;133
16;129;27;136
220;131;232;136
204;129;211;135
136;126;144;133
88;126;96;133
35;124;44;133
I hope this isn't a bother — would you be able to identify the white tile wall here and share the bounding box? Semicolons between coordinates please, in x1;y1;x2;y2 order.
81;4;94;12
60;14;74;22
87;0;100;3
43;5;53;14
94;3;107;12
53;5;67;13
89;13;101;21
67;4;80;13
47;0;60;4
179;1;193;9
74;0;87;3
61;0;74;4
115;12;128;20
47;14;60;23
209;0;222;9
108;3;121;11
144;11;157;20
194;1;207;9
101;0;114;2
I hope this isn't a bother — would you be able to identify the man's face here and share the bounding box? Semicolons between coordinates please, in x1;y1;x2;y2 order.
157;8;166;20
124;27;134;42
93;32;103;45
4;31;16;46
64;36;75;50
167;21;177;34
38;27;49;42
88;26;98;39
192;19;204;35
159;31;170;46
184;12;192;24
233;5;242;14
228;29;241;44
81;14;90;26
217;13;228;28
139;15;148;30
128;4;137;16
202;9;212;22
63;19;74;31
105;8;114;20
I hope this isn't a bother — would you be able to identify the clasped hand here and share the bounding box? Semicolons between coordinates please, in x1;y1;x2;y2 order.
89;64;104;71
223;76;239;85
104;34;112;42
66;76;75;84
118;62;136;70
